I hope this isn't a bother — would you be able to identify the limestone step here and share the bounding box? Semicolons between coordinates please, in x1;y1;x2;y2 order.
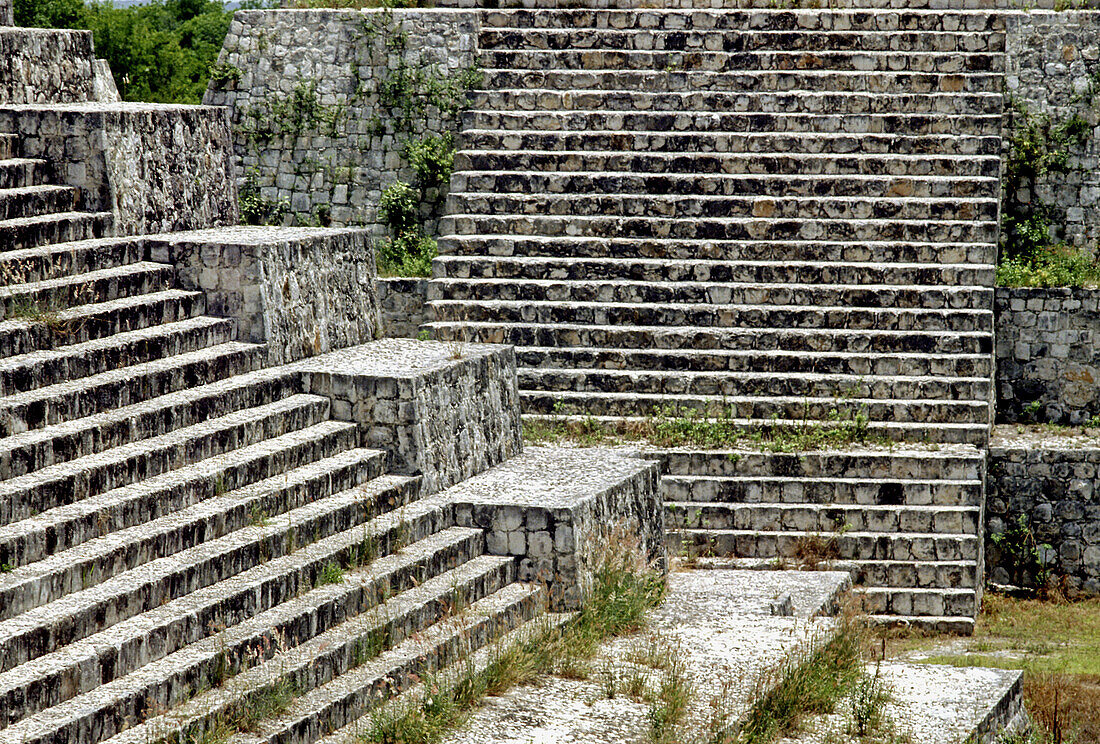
515;346;993;378
431;277;994;311
0;314;237;398
0;211;114;251
665;501;980;535
480;27;1005;53
0;288;206;360
425;321;993;356
0;445;385;620
661;475;983;507
454;149;1001;179
464;109;1004;137
480;68;1004;94
0;261;175;320
441;214;998;244
0;136;17;161
35;554;523;744
480;9;1006;34
434;255;995;288
0;158;49;190
445;192;1000;223
428;299;994;333
672;527;980;562
458;130;1002;157
0;236;146;285
871;613;975;634
855;559;979;591
467;90;1003;117
0;419;361;572
0;340;266;438
480;49;1004;73
860;586;977;618
519;367;990;403
0;393;331;524
453;171;998;202
0;470;422;675
436;235;997;265
0;185;77;221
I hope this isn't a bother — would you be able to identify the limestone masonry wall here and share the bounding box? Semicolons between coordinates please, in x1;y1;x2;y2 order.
995;287;1100;425
0;28;97;104
378;277;429;338
988;437;1100;597
0;104;239;234
0;0;12;27
205;8;479;231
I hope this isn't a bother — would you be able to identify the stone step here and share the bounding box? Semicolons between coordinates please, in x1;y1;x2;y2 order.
428;299;994;333
0;314;237;398
480;9;1006;33
0;159;49;190
0;522;515;744
0;236;146;286
454;149;1000;179
519;367;990;403
441;214;998;244
479;27;1004;53
0;288;206;360
479;49;1004;73
672;527;980;562
860;586;977;618
0;211;114;252
0;445;385;620
50;554;522;744
0;393;331;525
0;340;266;438
480;68;1003;94
515;346;993;378
0;185;77;221
468;90;1003;117
0;419;359;575
0;136;17;161
661;474;983;506
446;192;1000;223
436;235;997;265
0;470;422;675
434;255;995;287
523;388;990;425
454;171;998;201
431;278;993;311
425;321;993;356
0;261;175;320
665;501;981;535
458;130;1002;157
644;446;984;479
855;559;979;591
464;109;1004;137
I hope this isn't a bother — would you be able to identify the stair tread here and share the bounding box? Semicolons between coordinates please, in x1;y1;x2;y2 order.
0;288;202;335
0;260;169;300
0;210;112;228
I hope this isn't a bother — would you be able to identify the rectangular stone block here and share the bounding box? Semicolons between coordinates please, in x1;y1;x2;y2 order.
295;339;523;495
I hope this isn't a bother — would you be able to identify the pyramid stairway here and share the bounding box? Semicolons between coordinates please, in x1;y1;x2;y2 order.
426;9;1004;631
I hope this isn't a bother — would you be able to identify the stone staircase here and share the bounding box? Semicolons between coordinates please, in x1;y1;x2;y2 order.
0;133;557;744
426;9;1003;631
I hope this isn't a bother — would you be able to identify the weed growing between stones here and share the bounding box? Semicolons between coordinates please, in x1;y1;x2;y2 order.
316;560;346;587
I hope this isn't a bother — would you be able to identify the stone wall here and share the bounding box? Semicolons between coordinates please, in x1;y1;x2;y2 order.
0;0;11;27
205;8;479;231
149;227;381;365
995;287;1100;424
1004;11;1100;252
0;28;97;104
378;277;429;338
988;433;1100;597
0;104;239;235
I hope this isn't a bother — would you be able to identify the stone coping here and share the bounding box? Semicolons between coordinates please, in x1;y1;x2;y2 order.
292;338;506;380
991;424;1100;450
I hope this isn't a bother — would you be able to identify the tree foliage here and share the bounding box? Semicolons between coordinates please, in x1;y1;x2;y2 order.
13;0;230;104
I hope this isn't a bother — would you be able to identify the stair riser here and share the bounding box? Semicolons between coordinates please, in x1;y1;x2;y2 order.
465;110;1004;136
653;451;983;480
0;345;266;439
665;504;980;535
0;423;357;570
0;213;113;252
447;193;1000;222
0;137;17;161
436;257;994;287
662;478;982;507
857;561;978;590
0;445;382;619
860;588;976;618
673;530;980;562
0;239;146;285
0;266;175;322
520;370;991;402
0;292;206;360
0;318;238;398
0;397;331;525
0;161;48;190
0;188;77;221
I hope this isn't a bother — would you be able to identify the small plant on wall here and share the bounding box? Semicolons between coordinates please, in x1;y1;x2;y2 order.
376;180;437;276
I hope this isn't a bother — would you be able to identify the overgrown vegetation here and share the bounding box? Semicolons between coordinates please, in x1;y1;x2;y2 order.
989;514;1054;593
14;0;231;103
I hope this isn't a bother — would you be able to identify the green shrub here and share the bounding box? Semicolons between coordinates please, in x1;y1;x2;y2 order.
997;245;1100;288
377;233;436;277
378;181;420;235
404;134;455;189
